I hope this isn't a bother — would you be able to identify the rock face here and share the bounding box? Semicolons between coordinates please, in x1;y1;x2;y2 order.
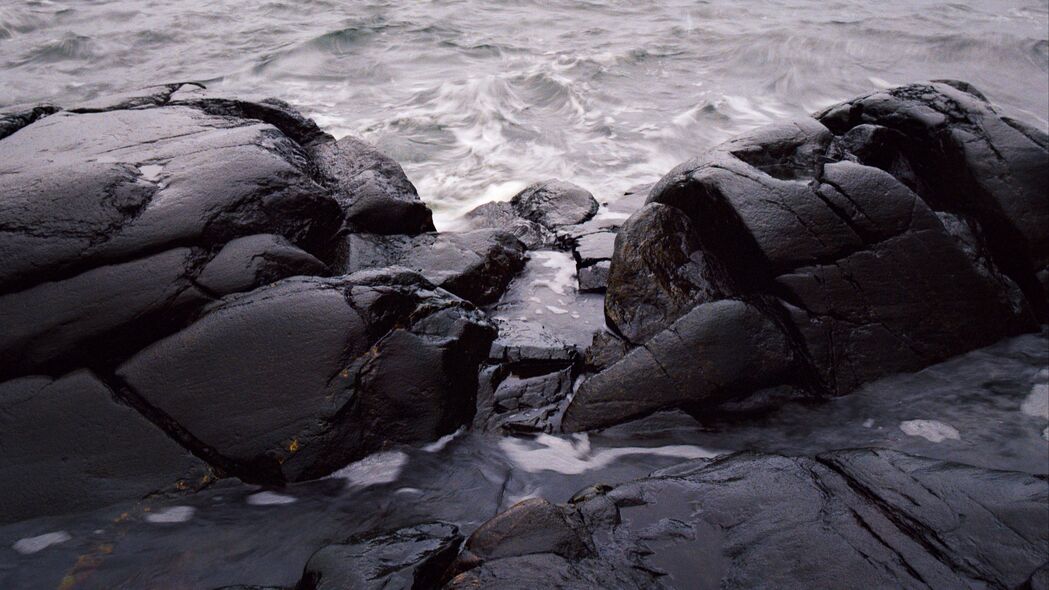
446;449;1049;589
567;81;1046;431
0;371;208;523
0;85;491;515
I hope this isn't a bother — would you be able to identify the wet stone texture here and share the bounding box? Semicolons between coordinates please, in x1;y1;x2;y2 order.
567;80;1047;431
0;81;1047;590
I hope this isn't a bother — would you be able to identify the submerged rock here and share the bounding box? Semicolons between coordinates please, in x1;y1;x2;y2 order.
568;81;1046;430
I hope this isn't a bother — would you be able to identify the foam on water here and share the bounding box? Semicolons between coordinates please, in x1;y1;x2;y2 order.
12;531;70;555
499;433;721;475
145;506;195;524
328;450;409;487
246;491;297;506
899;420;961;443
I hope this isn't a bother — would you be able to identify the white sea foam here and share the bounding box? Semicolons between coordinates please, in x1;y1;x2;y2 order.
328;450;408;487
12;531;70;555
899;420;961;443
423;428;464;453
499;433;720;475
145;505;195;524
1021;382;1048;420
530;251;576;296
247;491;297;506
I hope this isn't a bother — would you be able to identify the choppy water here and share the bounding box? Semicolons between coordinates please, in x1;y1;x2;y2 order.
2;0;1047;227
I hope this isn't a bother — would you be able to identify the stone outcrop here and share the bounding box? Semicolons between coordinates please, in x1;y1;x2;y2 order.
566;81;1047;431
0;85;492;519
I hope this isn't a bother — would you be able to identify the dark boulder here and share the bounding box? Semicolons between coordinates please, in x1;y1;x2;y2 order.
296;523;462;590
510;180;599;228
460;201;556;250
603;203;727;344
312;135;435;235
343;229;526;305
461;498;591;561
117;271;494;483
817;81;1049;317
571;81;1045;429
563;299;795;432
0;370;208;523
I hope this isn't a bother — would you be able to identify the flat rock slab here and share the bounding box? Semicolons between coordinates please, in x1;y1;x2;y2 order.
453;449;1049;589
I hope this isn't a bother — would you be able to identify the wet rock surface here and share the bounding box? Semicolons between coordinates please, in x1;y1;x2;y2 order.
344;228;526;305
1;81;1047;589
0;86;488;517
452;448;1049;589
568;80;1047;430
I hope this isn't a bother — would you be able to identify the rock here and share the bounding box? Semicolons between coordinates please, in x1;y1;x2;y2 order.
474;364;575;433
460;201;556;250
117;271;494;483
563;299;795;432
0;103;59;140
576;260;610;293
297;522;461;590
582;331;628;372
817;80;1049;318
603;203;727;344
312;135;435;235
0;370;208;523
573;81;1045;429
343;229;526;305
196;234;328;295
510;180;599;228
463;498;591;561
454;449;1049;589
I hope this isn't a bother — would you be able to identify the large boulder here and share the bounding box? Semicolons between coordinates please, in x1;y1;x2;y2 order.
117;270;494;483
0;83;434;379
446;449;1049;589
568;81;1045;429
510;179;599;228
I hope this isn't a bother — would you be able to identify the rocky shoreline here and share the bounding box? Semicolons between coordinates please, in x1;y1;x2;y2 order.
1;80;1046;589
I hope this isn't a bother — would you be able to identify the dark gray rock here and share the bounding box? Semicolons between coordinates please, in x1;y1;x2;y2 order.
818;80;1049;318
463;498;591;561
0;370;208;523
196;234;328;295
563;299;795;432
312;135;434;236
511;180;599;228
573;81;1045;429
297;522;461;590
452;449;1049;589
604;203;727;344
344;229;526;305
460;201;556;250
117;271;494;483
576;260;610;293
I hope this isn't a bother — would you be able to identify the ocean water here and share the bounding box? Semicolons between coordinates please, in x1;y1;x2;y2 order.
2;0;1046;227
